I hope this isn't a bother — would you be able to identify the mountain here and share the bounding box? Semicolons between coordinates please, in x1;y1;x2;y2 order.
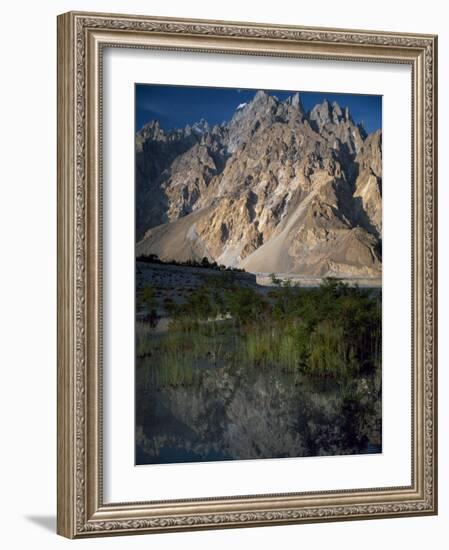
135;90;382;277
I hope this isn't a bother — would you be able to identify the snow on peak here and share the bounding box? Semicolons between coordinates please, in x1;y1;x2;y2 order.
236;102;247;110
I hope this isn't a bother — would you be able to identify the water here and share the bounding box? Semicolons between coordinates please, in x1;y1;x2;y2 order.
136;361;382;465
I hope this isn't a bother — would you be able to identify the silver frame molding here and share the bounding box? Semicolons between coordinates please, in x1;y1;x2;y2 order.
57;11;438;538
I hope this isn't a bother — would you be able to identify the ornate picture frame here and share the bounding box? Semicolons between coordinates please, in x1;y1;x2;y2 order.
57;11;437;538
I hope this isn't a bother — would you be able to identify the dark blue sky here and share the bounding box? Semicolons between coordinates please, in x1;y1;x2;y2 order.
135;84;382;135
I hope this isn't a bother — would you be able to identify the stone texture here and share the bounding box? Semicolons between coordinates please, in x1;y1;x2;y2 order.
136;91;382;277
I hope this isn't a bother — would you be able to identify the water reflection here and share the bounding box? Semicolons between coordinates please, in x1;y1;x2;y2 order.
136;362;381;465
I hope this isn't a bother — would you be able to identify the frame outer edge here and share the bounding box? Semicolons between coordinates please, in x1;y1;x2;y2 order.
431;34;438;515
57;12;77;539
56;10;438;537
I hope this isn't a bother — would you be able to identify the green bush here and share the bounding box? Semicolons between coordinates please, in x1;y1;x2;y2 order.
136;276;381;387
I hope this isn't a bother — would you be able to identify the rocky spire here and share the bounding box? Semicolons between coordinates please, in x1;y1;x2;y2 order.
309;99;333;131
138;119;165;141
253;89;270;102
331;101;343;124
285;92;305;117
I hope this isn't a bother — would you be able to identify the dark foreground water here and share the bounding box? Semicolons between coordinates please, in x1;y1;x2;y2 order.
136;362;381;465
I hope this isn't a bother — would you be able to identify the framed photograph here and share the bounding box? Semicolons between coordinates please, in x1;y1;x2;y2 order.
57;11;438;538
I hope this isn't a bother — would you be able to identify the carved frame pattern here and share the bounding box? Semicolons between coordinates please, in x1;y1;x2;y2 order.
57;11;437;538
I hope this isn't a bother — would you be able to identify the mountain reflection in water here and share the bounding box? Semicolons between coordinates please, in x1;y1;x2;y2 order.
136;362;381;465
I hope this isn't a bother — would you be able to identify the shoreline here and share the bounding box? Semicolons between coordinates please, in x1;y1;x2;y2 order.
255;273;382;288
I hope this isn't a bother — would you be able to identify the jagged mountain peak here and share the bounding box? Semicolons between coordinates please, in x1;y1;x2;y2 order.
309;98;354;126
332;100;342;114
253;89;274;102
285;92;304;111
310;99;339;127
137;119;164;140
136;91;382;278
235;90;277;115
186;118;210;136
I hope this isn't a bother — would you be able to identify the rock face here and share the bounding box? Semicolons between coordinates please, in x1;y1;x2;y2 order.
136;91;382;277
